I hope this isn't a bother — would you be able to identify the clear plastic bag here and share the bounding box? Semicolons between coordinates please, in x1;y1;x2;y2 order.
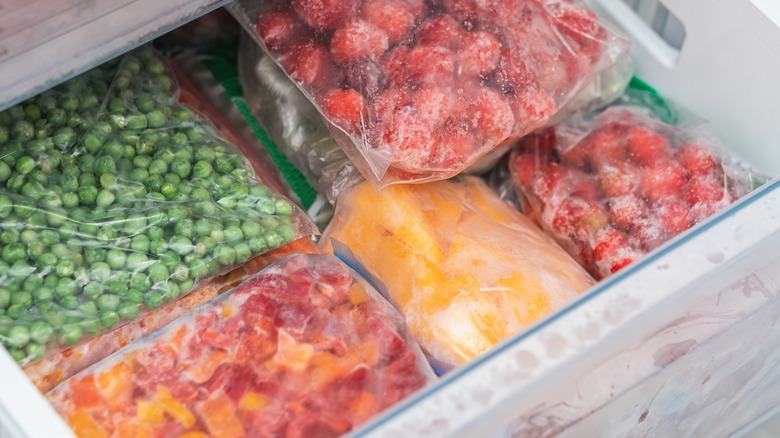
508;100;763;280
320;177;594;370
229;0;631;187
0;47;314;368
47;253;434;438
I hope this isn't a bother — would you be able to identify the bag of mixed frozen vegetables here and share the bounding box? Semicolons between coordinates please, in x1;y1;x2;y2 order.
0;48;314;373
48;253;434;438
320;177;594;370
229;0;630;186
508;89;763;279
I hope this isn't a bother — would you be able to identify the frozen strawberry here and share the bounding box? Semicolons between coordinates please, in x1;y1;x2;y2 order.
256;11;304;51
577;203;609;236
508;87;555;130
520;128;557;157
279;40;334;88
495;50;536;92
371;86;412;129
571;177;601;202
406;45;457;85
558;140;590;168
592;228;628;262
598;163;639;198
343;58;386;97
331;18;390;64
429;130;475;169
396;0;427;20
631;216;668;252
549;4;606;62
533;162;567;201
588;130;627;167
511;153;540;187
464;87;514;145
322;89;366;133
676;143;719;177
441;0;481;25
533;51;571;95
638;159;688;204
414;14;464;50
608;194;646;231
413;85;455;129
293;0;360;30
656;197;693;234
684;177;728;206
458;31;501;77
627;126;670;165
381;45;411;86
362;0;415;44
386;112;437;170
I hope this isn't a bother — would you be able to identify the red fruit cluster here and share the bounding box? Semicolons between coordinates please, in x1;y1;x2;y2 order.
50;255;431;437
254;0;615;178
511;108;742;279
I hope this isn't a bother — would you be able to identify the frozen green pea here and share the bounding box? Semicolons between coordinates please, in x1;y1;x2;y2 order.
2;243;26;263
78;186;98;205
7;174;26;193
82;282;103;300
143;175;164;193
10;291;31;308
30;322;53;344
149;159;167;175
215;245;236;265
131;235;150;252
53;127;77;148
192;161;213;178
224;226;243;242
187;259;208;279
56;259;75;277
60;325;83;346
15;156;35;174
96;189;115;207
7;326;30;348
94;156;116;175
124;214;147;235
147;110;166;128
144;291;164;309
62;192;79;209
83;132;105;153
126;252;150;272
133;155;152;169
191;188;210;202
6;304;25;319
33;287;53;303
55;277;77;298
100;173;118;190
79;301;98;315
199;236;216;253
264;231;282;249
217;196;236;210
0;162;11;182
0;197;12;217
234;243;251;263
248;237;267;253
81;318;101;336
127;113;148;130
118;303;139;320
91;262;111;281
169;237;193;256
0;230;19;245
260;217;279;231
171;160;191;179
175;219;195;239
23;274;42;291
172;264;189;282
84;247;106;264
160;182;177;199
106;249;127;270
97;294;120;311
0;289;10;309
148;263;169;283
255;197;275;215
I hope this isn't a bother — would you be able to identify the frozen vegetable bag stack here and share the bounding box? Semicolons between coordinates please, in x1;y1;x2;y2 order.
48;254;434;437
0;48;312;380
231;0;630;186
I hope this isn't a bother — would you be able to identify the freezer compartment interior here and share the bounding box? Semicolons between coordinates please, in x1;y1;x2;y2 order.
0;0;229;112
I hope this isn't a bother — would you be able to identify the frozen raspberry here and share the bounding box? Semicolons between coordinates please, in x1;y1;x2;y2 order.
631;216;668;252
588;130;627;167
321;89;366;133
414;86;455;129
382;45;411;86
627;126;670;165
656;197;693;234
344;58;387;97
330;18;389;64
362;0;415;44
279;40;334;88
512;153;541;187
592;228;628;262
684;177;727;206
508;88;556;130
638;159;688;204
458;31;501;77
598;163;639;198
608;194;646;231
406;45;457;85
464;87;514;146
256;11;303;51
293;0;360;30
415;14;464;50
675;143;719;177
495;51;536;92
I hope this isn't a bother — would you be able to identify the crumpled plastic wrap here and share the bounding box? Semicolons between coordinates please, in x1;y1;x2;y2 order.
509;102;761;280
48;253;435;438
229;0;630;187
0;47;314;369
320;177;594;370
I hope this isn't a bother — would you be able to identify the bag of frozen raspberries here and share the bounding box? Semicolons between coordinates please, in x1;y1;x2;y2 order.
229;0;631;186
508;89;764;280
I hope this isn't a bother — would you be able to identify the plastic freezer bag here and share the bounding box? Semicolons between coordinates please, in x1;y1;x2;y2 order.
320;178;594;369
47;253;435;438
231;0;630;186
24;236;320;393
0;47;313;368
509;104;760;280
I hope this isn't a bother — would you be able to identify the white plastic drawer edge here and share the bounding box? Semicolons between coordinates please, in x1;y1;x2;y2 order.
0;347;72;437
590;0;780;175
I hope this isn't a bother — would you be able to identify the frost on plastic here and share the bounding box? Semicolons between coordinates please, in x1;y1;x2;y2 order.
320;177;594;369
509;103;760;280
48;254;434;438
232;0;631;186
0;48;314;368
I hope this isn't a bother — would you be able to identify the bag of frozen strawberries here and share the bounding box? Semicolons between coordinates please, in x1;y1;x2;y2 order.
229;0;630;186
48;253;435;437
508;89;764;280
